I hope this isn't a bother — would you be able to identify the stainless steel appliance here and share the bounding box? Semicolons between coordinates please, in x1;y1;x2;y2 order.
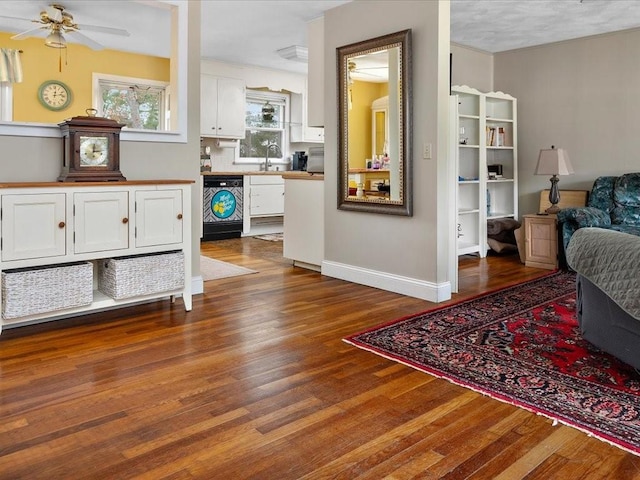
202;175;243;241
307;146;324;173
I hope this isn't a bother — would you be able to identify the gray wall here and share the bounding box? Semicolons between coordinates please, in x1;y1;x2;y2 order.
494;29;640;215
451;43;493;92
323;1;451;290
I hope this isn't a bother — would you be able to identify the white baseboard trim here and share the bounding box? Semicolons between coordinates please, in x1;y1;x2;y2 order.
192;275;204;296
321;260;451;303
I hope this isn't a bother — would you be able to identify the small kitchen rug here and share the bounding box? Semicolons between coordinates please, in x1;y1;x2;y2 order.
253;233;283;242
200;256;256;281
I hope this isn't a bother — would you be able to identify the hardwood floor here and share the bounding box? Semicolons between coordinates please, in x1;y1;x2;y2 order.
0;238;638;479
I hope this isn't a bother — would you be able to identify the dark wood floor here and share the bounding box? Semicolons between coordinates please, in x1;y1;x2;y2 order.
1;238;639;479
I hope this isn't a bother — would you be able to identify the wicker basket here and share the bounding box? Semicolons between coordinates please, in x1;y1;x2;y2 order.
2;261;93;319
98;251;184;300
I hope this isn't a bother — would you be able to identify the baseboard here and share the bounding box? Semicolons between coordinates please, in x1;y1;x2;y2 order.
321;260;451;302
192;275;204;295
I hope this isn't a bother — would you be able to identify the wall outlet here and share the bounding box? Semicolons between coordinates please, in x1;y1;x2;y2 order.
423;143;432;159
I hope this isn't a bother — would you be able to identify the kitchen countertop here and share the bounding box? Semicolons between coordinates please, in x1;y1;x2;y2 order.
201;171;304;176
282;173;324;181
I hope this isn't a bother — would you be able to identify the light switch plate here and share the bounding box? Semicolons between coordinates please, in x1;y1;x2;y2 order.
423;143;432;159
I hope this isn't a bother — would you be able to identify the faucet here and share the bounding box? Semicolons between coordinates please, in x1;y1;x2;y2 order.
263;143;282;171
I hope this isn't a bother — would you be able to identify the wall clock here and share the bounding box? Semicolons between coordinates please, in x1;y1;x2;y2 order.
38;80;73;111
58;109;126;182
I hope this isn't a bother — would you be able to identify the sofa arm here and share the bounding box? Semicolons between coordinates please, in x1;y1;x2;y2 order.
556;207;612;268
557;207;612;229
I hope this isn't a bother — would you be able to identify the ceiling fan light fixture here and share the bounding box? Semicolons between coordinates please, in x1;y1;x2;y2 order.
45;30;67;49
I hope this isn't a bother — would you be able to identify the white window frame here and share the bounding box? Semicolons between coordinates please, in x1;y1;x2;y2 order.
92;73;170;131
236;89;289;165
0;83;12;121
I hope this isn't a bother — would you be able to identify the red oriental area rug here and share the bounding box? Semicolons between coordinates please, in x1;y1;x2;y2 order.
344;271;640;456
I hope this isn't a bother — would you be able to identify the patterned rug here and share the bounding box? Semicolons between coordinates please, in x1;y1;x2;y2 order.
344;271;640;456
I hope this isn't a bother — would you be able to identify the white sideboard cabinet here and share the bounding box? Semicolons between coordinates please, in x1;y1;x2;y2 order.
0;180;193;333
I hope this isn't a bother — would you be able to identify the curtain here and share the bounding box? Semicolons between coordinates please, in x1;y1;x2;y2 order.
0;49;23;83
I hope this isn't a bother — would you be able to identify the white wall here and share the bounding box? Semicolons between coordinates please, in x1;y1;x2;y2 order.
322;0;452;301
494;29;640;215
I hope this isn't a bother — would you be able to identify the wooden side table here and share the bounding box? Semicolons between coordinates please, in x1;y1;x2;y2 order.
523;214;558;269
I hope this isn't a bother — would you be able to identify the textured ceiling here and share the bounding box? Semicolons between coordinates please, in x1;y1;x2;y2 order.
2;1;640;74
450;0;640;53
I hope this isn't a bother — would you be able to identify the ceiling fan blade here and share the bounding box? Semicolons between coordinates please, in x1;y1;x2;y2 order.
11;26;47;40
78;23;130;37
66;30;104;50
0;14;36;23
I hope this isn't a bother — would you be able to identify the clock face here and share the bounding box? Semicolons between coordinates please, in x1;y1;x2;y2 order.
79;136;109;166
38;81;72;111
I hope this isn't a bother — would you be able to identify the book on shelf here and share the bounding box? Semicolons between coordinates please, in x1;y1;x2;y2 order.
485;126;506;147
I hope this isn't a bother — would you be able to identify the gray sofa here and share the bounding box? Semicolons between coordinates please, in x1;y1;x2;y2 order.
566;227;640;369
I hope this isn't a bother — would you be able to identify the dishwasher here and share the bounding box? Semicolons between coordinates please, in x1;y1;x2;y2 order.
202;175;244;241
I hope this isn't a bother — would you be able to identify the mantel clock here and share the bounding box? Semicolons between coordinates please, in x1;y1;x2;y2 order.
58;109;126;182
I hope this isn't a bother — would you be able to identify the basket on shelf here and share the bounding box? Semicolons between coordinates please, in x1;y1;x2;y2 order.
97;251;184;300
2;261;93;319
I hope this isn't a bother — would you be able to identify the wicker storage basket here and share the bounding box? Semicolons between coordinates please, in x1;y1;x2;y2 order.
98;251;184;300
2;261;93;319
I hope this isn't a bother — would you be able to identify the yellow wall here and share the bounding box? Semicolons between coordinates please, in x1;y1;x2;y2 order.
347;80;389;168
1;33;169;124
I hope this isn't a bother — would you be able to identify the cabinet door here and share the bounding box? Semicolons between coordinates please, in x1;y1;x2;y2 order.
135;190;183;247
200;74;218;136
74;192;129;254
250;185;285;216
216;77;246;138
1;193;66;261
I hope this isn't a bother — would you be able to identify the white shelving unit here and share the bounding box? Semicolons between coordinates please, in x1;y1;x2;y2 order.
450;85;518;257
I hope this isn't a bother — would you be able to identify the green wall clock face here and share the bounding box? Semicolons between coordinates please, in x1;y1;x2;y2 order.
38;81;73;111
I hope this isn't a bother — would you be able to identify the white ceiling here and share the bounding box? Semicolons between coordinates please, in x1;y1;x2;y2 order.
2;1;640;73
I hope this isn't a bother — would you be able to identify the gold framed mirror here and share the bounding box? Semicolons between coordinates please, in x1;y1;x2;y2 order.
337;29;412;216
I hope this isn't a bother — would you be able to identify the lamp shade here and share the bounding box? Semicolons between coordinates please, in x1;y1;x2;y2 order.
535;147;574;176
45;31;67;49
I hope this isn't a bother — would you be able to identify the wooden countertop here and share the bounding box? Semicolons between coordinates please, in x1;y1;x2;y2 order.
282;173;324;181
0;180;194;188
201;171;299;176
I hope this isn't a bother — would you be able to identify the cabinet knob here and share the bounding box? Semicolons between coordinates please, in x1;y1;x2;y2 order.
177;213;183;220
58;221;65;229
122;217;129;224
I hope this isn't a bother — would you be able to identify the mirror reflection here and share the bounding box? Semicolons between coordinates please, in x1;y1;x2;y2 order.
338;29;412;216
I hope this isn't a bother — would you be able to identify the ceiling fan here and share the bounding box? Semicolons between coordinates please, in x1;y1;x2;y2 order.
1;4;130;50
348;51;389;83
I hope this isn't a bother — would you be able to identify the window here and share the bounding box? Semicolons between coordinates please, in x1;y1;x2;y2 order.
239;90;288;161
93;73;169;131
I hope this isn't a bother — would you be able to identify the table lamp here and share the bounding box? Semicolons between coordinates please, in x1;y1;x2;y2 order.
535;145;574;214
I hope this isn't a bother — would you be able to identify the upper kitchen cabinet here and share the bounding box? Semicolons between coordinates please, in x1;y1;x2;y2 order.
290;81;325;143
201;75;246;139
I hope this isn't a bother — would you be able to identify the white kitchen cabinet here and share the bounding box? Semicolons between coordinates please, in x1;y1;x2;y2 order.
200;75;246;139
290;87;324;143
0;181;193;333
307;16;324;128
283;175;323;270
1;193;67;261
249;175;285;217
